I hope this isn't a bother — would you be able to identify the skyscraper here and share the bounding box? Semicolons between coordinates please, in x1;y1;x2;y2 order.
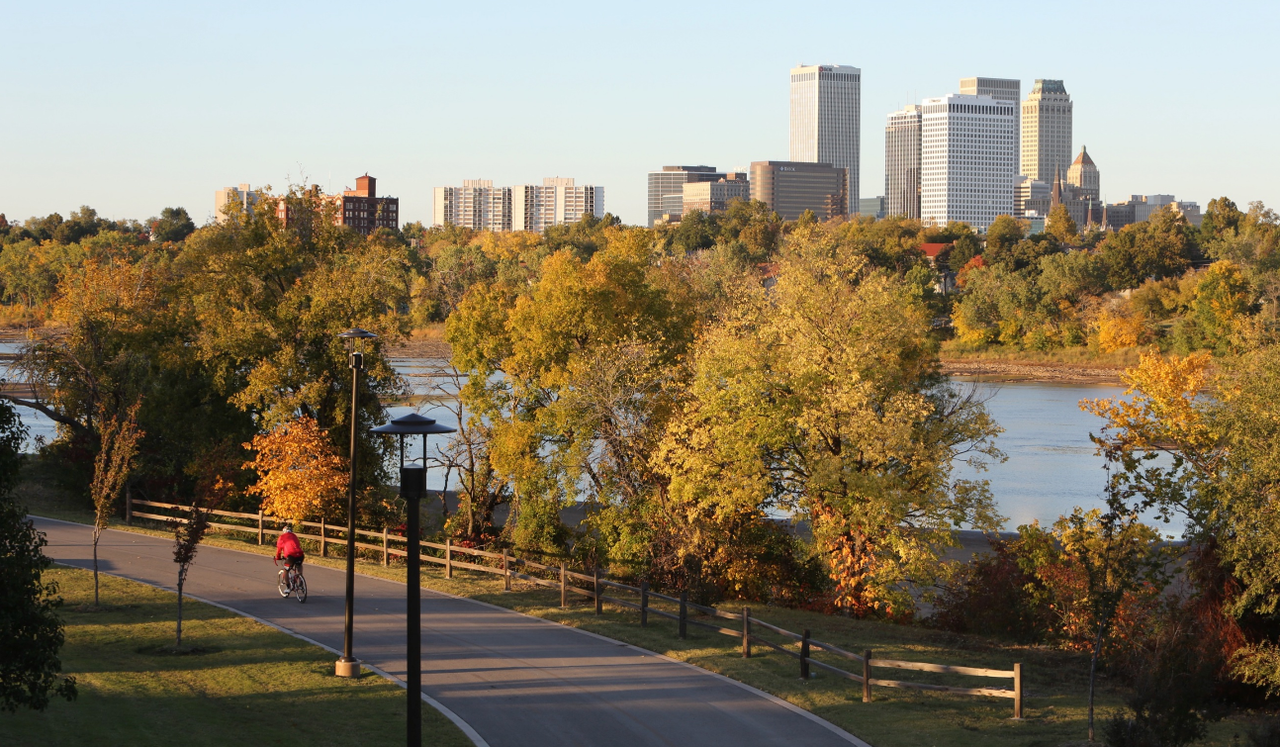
919;94;1017;232
433;180;512;232
960;77;1021;159
885;104;922;219
1021;79;1073;183
790;64;860;213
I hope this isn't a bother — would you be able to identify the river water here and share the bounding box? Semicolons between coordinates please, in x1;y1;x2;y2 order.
3;346;1154;533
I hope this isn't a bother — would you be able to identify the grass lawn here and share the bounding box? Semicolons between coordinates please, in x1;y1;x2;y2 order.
0;567;472;747
17;467;1260;747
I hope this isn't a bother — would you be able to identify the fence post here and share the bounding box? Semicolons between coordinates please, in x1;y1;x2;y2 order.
1013;662;1022;719
862;649;873;703
640;580;649;627
445;538;453;579
560;563;567;608
742;607;751;658
594;568;602;615
320;517;327;558
800;629;811;679
125;485;132;525
678;591;688;639
382;528;389;566
503;550;511;591
257;511;264;545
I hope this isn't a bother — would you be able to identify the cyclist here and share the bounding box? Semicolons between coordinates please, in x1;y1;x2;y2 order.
275;525;305;583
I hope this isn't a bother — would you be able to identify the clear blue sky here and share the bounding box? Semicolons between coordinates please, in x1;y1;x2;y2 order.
3;0;1276;228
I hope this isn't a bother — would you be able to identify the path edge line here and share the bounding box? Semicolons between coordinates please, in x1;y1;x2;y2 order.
38;515;866;747
42;550;488;747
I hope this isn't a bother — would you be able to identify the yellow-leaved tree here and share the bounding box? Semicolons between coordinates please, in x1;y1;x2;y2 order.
244;416;348;522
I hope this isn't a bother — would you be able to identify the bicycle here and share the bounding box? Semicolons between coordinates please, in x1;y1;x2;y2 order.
276;560;308;602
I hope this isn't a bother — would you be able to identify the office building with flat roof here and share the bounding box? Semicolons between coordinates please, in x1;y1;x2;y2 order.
960;77;1021;159
858;196;886;219
681;175;749;215
1022;79;1073;184
919;94;1017;232
885;104;922;219
647;166;735;226
1016;175;1050;219
750;161;847;221
790;64;861;212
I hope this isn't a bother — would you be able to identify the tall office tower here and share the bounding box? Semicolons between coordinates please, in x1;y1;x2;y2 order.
749;161;847;220
790;64;861;213
433;180;513;231
1021;79;1073;183
647;166;733;226
512;177;605;232
960;77;1021;160
1067;146;1100;200
885;104;922;219
919;94;1017;232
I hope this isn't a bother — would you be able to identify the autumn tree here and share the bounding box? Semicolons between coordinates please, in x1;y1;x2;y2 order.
1046;204;1079;244
89;402;143;607
244;416;349;523
657;223;1003;612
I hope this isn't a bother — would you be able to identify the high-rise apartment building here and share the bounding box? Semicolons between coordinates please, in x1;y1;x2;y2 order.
919;94;1017;232
960;77;1021;160
790;64;861;212
433;180;513;232
434;177;603;232
1021;79;1073;183
214;184;260;223
513;177;604;232
681;175;750;215
1066;146;1100;201
885;104;922;219
749;161;847;221
647;166;738;226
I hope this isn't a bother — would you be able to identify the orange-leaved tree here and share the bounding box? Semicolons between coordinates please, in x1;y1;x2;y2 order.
243;416;348;523
90;401;143;607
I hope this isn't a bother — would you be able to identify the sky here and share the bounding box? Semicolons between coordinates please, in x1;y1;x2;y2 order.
3;0;1277;228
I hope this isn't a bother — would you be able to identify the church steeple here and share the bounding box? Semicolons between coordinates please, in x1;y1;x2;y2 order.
1051;165;1063;209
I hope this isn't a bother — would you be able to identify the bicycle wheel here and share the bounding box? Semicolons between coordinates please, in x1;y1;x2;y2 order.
278;569;291;597
294;574;307;603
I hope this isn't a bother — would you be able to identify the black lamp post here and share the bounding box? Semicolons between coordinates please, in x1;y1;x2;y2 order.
371;412;455;747
336;327;377;678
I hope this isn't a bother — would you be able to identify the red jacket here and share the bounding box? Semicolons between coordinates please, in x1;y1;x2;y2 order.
276;531;304;560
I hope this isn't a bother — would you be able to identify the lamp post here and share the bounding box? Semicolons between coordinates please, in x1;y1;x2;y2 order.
336;328;377;678
372;412;455;747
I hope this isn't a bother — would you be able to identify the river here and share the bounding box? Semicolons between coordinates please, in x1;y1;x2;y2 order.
2;347;1162;533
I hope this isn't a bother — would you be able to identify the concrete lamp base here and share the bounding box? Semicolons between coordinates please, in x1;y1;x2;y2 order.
335;658;362;678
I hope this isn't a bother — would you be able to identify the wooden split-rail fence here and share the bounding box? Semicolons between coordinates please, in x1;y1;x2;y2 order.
127;498;1024;717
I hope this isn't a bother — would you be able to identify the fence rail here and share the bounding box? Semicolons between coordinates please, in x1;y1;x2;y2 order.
127;497;1023;717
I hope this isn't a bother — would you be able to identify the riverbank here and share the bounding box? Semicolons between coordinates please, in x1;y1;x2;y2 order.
941;358;1125;384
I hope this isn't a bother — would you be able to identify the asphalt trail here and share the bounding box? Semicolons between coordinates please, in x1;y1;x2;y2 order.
36;518;866;747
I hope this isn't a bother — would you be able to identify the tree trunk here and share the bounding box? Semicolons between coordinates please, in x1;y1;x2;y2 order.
93;526;101;607
1088;619;1105;743
176;569;185;648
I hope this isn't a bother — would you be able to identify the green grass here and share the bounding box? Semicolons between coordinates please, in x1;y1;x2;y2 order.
17;470;1262;747
0;567;472;747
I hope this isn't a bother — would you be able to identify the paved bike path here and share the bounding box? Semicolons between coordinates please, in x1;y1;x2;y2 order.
36;518;866;747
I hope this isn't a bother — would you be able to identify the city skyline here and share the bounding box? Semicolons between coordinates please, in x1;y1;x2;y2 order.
2;0;1276;228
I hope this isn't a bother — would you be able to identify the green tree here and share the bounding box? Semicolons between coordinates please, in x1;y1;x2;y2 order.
984;214;1025;254
149;207;197;243
0;398;76;712
1046;204;1079;244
